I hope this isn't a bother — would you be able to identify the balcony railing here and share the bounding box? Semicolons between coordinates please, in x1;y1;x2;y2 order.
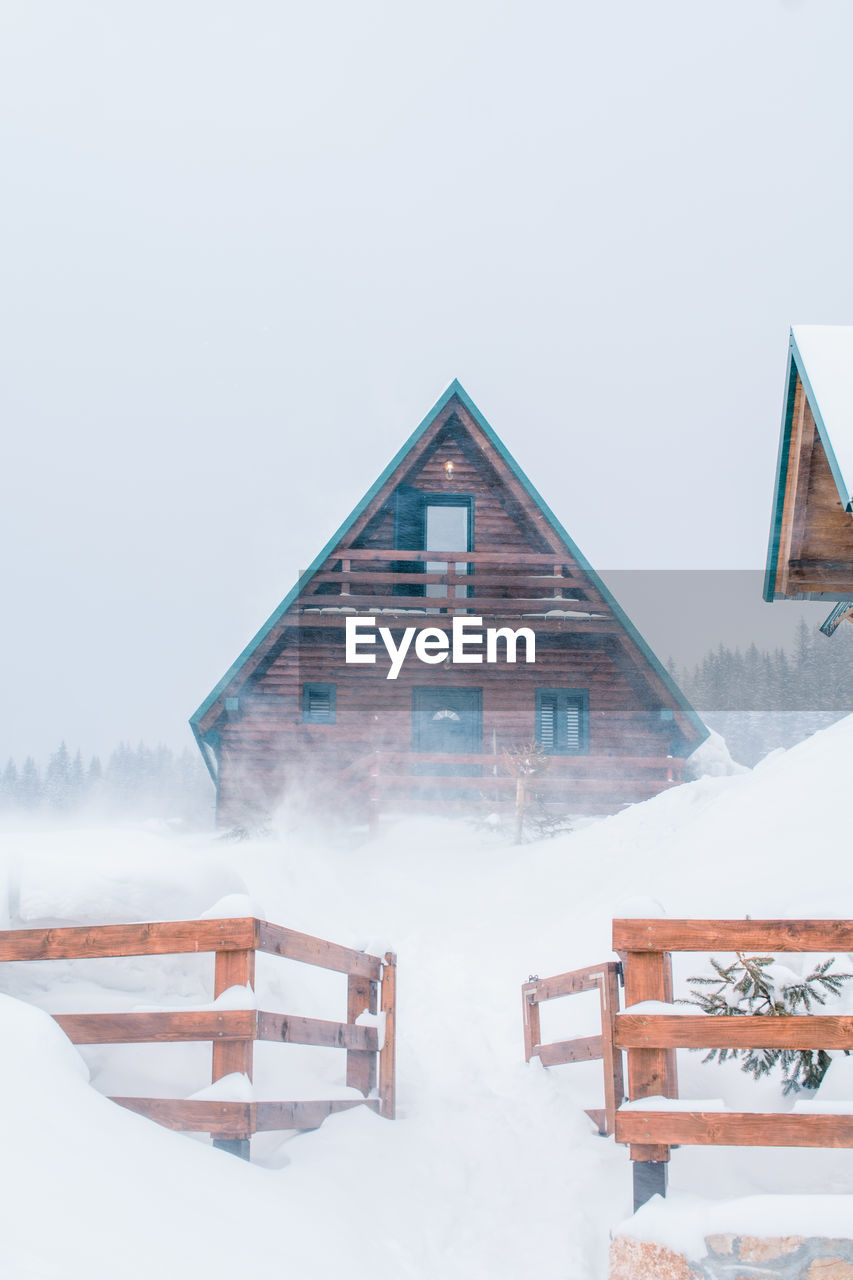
341;750;681;813
295;549;611;625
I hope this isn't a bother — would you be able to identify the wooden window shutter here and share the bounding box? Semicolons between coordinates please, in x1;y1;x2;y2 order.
302;683;337;724
535;689;588;754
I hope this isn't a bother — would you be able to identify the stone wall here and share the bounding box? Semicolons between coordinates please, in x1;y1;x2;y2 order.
609;1232;853;1278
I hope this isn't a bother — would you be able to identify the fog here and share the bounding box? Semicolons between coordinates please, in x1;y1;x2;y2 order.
2;1;852;761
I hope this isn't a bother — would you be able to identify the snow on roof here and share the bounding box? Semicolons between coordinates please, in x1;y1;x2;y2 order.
791;324;853;509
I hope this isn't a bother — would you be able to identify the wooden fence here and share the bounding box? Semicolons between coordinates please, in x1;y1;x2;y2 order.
0;916;396;1158
522;961;624;1136
611;918;853;1209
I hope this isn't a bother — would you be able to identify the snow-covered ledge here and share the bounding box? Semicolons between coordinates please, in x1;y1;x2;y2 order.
609;1194;853;1279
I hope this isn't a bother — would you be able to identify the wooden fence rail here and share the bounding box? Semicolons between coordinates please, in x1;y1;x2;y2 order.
610;918;853;1210
0;916;396;1159
522;961;624;1135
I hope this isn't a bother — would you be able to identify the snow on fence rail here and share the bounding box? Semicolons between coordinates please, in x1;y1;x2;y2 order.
0;916;396;1158
610;918;853;1210
522;960;624;1136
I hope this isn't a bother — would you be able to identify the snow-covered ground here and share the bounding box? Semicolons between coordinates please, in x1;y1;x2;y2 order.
2;719;853;1278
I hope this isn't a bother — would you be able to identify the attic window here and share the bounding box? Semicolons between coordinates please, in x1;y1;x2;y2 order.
535;688;588;754
302;683;337;724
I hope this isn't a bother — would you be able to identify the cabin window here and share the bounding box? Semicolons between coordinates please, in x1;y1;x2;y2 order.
302;683;337;724
535;688;589;754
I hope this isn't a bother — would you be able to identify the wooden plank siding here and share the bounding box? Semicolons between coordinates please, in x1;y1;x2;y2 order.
770;360;853;600
199;392;704;824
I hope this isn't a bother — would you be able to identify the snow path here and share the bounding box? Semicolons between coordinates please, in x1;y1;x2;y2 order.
2;715;853;1276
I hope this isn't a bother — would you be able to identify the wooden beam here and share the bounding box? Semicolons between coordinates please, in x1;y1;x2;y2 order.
111;1097;254;1137
367;775;670;794
286;614;620;634
55;1010;258;1044
257;921;382;980
524;962;620;1003
615;1013;853;1050
253;1099;379;1131
585;1108;607;1135
302;593;596;613
613;919;853;953
535;1034;603;1066
112;1096;379;1136
258;1011;378;1051
615;1110;853;1149
379;953;397;1120
0;917;260;962
311;570;577;587
330;549;569;564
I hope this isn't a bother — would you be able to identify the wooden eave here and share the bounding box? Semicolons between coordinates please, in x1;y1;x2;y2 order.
191;381;708;752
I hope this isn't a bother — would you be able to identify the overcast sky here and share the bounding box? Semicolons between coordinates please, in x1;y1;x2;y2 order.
2;1;852;763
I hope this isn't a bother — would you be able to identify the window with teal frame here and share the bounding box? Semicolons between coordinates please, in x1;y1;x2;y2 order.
535;688;589;754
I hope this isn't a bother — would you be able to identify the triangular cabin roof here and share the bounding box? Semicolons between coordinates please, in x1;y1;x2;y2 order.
765;325;853;602
190;380;707;763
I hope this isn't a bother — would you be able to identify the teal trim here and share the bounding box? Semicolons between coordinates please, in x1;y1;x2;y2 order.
764;329;853;604
191;722;219;786
189;380;464;731
763;333;798;603
820;602;853;637
446;382;708;746
190;378;708;749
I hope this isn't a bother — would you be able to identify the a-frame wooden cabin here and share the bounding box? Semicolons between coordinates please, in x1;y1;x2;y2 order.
765;325;853;636
190;382;707;825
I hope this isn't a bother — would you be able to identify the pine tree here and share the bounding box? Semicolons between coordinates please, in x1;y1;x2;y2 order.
686;953;852;1093
87;755;103;791
44;741;72;810
18;758;41;809
69;751;85;807
0;759;18;809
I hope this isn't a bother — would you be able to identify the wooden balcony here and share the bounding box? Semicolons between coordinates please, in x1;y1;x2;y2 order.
341;750;682;816
293;549;616;630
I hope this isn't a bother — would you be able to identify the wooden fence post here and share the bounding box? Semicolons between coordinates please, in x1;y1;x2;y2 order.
662;949;679;1103
599;965;624;1137
379;952;397;1119
521;981;541;1063
346;973;378;1096
212;947;256;1158
622;949;671;1208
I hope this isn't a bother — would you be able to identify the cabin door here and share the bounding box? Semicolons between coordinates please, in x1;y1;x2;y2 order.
393;490;473;598
412;687;482;777
424;502;470;602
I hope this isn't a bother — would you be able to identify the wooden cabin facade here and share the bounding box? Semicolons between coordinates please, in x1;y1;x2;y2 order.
765;325;853;635
190;382;707;825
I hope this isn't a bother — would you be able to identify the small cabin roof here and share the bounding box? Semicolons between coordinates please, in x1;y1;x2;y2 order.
790;326;853;510
190;380;708;749
765;326;853;602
